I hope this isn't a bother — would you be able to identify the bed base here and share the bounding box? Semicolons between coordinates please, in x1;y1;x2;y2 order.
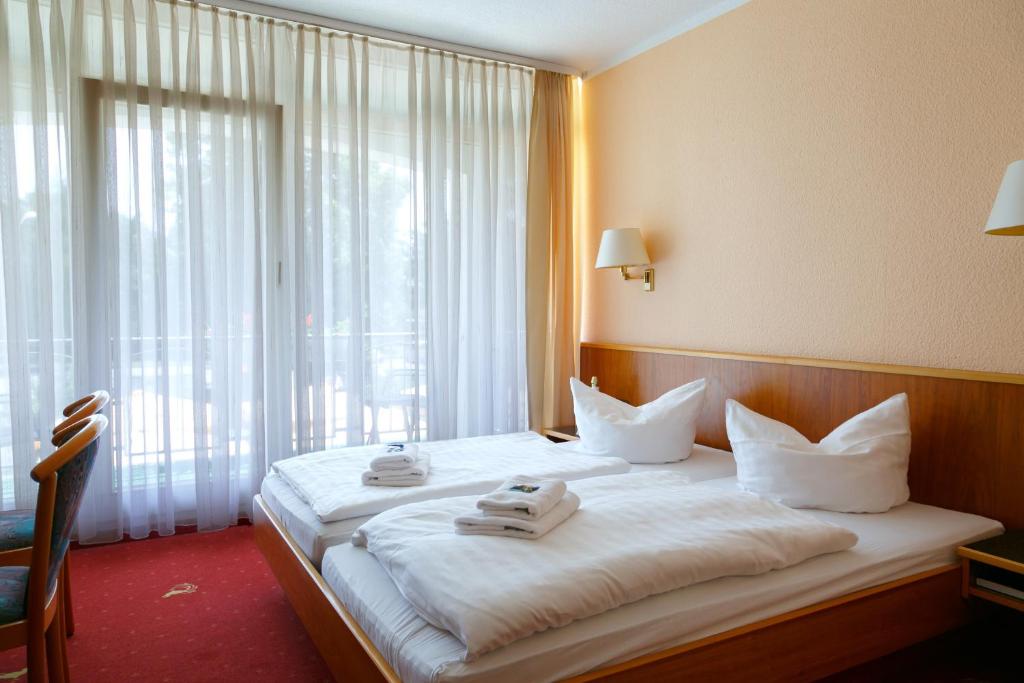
254;494;970;683
253;495;400;682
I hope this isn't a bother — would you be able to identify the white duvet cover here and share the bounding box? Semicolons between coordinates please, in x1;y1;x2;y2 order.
352;471;858;660
272;432;631;522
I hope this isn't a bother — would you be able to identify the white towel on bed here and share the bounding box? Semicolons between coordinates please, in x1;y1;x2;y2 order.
370;443;420;471
475;475;568;520
362;454;430;487
456;492;580;539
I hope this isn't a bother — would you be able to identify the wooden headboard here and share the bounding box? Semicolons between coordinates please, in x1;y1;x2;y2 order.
580;342;1024;529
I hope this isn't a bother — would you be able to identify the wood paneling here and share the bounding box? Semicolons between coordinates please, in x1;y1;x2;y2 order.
581;343;1024;528
568;566;967;683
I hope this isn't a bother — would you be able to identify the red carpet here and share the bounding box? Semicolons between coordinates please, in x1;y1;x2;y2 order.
0;526;331;682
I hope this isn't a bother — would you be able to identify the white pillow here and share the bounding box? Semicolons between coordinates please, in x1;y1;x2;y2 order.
725;394;911;513
570;377;707;464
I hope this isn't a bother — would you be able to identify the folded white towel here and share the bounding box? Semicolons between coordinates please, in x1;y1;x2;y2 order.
454;491;580;539
362;453;430;487
370;443;420;472
475;475;568;520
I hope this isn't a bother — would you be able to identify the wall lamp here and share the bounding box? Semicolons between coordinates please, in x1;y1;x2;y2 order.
986;160;1024;235
595;228;654;292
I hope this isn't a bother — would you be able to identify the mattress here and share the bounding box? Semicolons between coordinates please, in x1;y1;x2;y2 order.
261;442;737;566
321;477;1002;683
261;473;371;566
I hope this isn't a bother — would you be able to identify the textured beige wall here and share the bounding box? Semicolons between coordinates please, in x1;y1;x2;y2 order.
582;0;1024;373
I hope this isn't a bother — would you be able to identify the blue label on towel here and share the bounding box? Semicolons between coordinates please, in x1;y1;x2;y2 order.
386;443;406;453
509;484;540;493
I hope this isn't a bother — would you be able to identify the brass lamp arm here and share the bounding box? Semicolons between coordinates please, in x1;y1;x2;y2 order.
618;265;654;291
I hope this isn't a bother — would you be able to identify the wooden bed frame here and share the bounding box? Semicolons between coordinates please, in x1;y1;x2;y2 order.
255;343;1024;682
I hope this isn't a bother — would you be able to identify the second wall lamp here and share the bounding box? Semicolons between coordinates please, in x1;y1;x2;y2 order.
595;228;654;292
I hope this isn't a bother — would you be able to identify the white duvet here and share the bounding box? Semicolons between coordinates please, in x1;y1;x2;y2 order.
272;432;630;522
352;472;858;660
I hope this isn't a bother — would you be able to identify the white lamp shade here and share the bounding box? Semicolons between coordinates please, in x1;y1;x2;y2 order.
595;228;650;268
986;160;1024;236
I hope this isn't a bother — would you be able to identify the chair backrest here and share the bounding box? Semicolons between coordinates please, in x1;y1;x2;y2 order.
28;415;107;613
52;390;110;446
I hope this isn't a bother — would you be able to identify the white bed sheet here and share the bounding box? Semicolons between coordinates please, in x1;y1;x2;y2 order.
261;443;737;566
273;432;632;523
322;477;1002;683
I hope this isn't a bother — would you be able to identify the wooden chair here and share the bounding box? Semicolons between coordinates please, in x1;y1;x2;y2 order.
51;393;110;446
0;392;109;638
0;414;108;682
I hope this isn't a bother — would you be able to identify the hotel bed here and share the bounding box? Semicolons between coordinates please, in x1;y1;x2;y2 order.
254;344;1024;682
323;476;1001;683
260;440;737;566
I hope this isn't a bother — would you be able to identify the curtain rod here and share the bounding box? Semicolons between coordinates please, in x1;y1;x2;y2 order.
200;0;581;77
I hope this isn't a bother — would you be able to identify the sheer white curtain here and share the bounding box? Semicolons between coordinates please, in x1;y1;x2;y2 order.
0;0;531;542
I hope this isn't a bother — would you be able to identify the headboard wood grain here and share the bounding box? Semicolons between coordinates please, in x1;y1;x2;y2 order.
581;342;1024;528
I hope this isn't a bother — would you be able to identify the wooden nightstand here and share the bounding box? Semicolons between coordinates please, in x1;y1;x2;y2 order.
542;425;578;443
957;531;1024;613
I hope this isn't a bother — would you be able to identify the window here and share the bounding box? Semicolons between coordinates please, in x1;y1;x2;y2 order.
0;0;531;539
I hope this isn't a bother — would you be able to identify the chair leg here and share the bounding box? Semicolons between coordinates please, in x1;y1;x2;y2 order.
45;616;66;683
58;596;70;682
62;558;74;637
27;626;46;683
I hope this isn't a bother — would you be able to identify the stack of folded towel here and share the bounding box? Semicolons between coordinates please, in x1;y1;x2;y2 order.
454;475;579;539
362;443;430;487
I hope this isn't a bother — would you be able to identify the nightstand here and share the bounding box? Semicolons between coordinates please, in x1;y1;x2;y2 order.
542;425;578;443
957;531;1024;613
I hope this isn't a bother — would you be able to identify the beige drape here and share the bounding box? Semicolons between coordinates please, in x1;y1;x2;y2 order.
526;71;580;430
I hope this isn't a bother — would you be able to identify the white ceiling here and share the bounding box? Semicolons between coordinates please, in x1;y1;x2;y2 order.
241;0;749;76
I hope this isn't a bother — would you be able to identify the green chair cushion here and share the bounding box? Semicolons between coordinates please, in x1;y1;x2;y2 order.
0;510;34;552
0;566;28;624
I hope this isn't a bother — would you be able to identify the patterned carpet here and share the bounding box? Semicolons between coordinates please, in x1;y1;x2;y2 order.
0;525;330;682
